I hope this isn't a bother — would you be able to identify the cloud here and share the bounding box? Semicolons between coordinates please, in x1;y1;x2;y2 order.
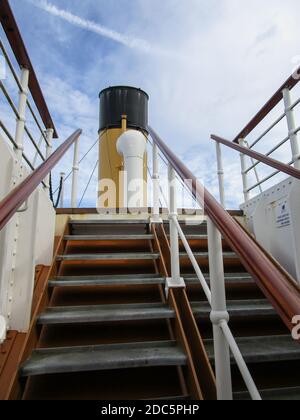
8;0;300;208
254;26;278;45
27;0;182;59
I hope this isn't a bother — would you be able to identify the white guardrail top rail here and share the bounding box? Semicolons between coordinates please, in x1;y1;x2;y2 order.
212;67;300;205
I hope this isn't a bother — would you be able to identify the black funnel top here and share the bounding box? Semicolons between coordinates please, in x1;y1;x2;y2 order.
99;86;149;133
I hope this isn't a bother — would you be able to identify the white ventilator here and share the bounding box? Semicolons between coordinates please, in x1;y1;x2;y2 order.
0;315;6;343
117;130;147;208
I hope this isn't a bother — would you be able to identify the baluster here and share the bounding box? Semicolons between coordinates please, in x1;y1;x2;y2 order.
283;88;300;170
207;218;233;400
71;138;80;208
166;164;185;294
239;138;250;202
44;128;54;191
215;141;226;208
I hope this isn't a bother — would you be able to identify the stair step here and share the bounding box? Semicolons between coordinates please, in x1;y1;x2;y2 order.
192;300;275;319
184;273;254;285
38;303;175;325
234;386;300;401
205;335;300;364
49;273;252;288
144;395;190;401
175;235;208;240
179;252;237;259
20;341;187;377
49;274;165;288
64;234;154;241
57;252;160;261
70;220;149;225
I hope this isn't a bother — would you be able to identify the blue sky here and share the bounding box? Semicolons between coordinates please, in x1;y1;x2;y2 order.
4;0;300;207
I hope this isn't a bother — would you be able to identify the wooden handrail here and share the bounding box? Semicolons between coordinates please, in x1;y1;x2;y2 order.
211;134;300;180
233;69;300;143
0;129;82;231
148;125;300;333
0;0;58;138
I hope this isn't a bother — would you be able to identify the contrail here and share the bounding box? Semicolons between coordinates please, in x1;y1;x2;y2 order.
28;0;181;59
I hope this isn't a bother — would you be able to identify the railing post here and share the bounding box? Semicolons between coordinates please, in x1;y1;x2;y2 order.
14;67;29;180
283;88;300;170
215;141;226;208
207;217;233;400
151;143;162;222
60;172;65;208
44;128;54;191
166;164;185;294
239;138;250;202
71;137;80;208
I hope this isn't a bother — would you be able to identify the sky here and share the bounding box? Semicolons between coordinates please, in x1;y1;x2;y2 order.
3;0;300;208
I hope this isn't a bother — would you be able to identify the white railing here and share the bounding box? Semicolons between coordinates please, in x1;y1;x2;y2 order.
0;38;81;208
212;80;300;205
148;139;261;401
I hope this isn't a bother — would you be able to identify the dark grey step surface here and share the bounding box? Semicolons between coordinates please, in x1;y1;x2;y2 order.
70;220;149;225
179;252;237;259
57;252;160;261
184;273;254;285
205;335;300;364
49;273;253;288
38;303;175;325
192;300;275;319
20;341;187;377
49;274;165;288
144;395;190;401
64;234;154;241
234;386;300;401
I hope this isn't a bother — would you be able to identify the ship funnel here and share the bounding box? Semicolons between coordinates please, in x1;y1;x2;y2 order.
98;86;149;211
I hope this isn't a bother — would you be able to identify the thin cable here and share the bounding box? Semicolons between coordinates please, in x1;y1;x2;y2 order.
78;160;99;208
53;135;102;194
148;135;199;209
147;166;163;207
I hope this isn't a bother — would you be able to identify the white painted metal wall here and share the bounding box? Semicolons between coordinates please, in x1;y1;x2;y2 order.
241;177;300;284
0;135;55;334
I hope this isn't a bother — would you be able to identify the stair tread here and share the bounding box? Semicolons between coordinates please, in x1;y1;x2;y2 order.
49;274;165;287
57;252;160;261
144;395;190;401
49;273;253;288
234;386;300;401
185;273;254;284
38;303;175;325
70;220;149;225
64;234;154;241
179;252;237;259
192;299;275;317
20;341;187;377
205;335;300;364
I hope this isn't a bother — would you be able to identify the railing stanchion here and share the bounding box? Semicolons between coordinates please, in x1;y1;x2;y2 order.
238;138;250;202
207;217;233;400
166;164;185;293
282;88;300;170
44;128;54;191
60;172;66;208
71;137;80;208
14;67;29;181
215;141;226;208
151;143;161;222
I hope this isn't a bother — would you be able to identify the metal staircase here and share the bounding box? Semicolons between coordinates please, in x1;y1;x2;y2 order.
17;219;300;400
19;220;201;400
1;0;300;401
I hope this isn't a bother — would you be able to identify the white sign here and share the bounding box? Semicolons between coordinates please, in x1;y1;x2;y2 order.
276;201;291;228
